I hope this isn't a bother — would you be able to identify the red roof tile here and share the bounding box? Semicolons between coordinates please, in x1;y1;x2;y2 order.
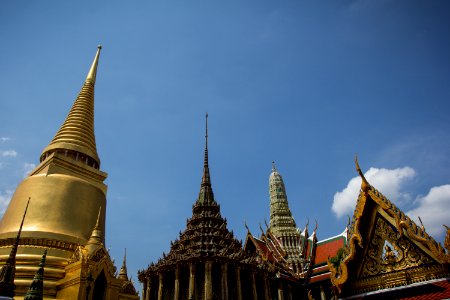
314;237;345;265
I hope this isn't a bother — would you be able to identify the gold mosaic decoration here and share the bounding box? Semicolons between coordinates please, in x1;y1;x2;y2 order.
360;217;433;277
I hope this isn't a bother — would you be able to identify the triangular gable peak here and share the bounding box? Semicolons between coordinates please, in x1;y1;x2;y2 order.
329;159;450;297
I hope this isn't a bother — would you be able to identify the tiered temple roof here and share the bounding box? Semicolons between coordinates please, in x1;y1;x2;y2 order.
143;114;244;271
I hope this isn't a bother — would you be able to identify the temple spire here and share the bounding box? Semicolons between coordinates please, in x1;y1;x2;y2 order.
24;249;47;300
0;198;30;297
86;207;103;255
41;46;102;167
201;113;211;187
197;113;215;205
268;163;297;235
118;248;128;281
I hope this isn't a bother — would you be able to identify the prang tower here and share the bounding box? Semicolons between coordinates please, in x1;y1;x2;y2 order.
269;163;303;273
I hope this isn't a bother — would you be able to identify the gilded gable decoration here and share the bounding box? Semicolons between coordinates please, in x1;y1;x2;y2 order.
329;158;450;297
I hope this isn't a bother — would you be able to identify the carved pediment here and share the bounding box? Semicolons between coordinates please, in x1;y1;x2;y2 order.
359;216;434;278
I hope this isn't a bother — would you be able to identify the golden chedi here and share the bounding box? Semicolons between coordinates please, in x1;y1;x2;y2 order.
0;47;138;299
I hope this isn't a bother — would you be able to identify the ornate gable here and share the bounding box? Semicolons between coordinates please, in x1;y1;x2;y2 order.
329;158;450;297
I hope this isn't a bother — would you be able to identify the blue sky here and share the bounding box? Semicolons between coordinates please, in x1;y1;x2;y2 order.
1;0;450;288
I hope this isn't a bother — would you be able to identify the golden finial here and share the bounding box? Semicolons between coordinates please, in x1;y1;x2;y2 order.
244;221;250;232
418;216;426;232
86;206;103;254
264;219;269;230
118;248;128;281
205;112;208;148
355;155;369;192
86;45;102;85
259;223;266;236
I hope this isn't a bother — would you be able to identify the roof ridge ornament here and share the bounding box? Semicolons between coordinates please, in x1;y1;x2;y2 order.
355;155;369;192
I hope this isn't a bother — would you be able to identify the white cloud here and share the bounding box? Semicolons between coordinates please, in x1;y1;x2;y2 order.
23;163;36;177
407;185;450;238
0;189;13;216
0;137;10;142
1;150;17;157
332;167;416;218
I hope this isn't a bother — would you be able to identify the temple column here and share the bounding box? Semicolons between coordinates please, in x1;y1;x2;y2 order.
264;274;270;300
221;263;228;300
145;277;151;300
205;261;213;300
174;266;180;300
251;271;257;300
278;281;284;300
236;266;242;300
189;263;195;300
320;285;326;300
143;278;148;300
157;273;164;300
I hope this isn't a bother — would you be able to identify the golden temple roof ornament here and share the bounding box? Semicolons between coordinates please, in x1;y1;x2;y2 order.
355;155;369;192
118;248;128;281
41;46;102;167
86;207;103;255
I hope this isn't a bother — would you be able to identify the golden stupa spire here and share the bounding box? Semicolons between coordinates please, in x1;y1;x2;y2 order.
86;207;103;255
41;46;102;167
118;248;128;281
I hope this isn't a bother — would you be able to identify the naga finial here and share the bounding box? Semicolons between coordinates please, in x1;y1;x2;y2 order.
314;219;318;232
264;219;269;230
418;216;426;232
355;155;369;192
259;223;266;236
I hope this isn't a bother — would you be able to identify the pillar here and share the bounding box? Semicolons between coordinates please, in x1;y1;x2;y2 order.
174;266;180;300
236;266;242;300
288;285;292;300
189;263;195;300
320;285;326;300
157;273;164;300
143;278;147;300
221;263;228;300
145;277;152;300
278;281;284;300
205;261;213;300
251;271;257;300
264;274;270;300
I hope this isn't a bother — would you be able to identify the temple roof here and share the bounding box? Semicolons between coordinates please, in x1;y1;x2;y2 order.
41;46;102;166
329;158;450;296
145;115;243;271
